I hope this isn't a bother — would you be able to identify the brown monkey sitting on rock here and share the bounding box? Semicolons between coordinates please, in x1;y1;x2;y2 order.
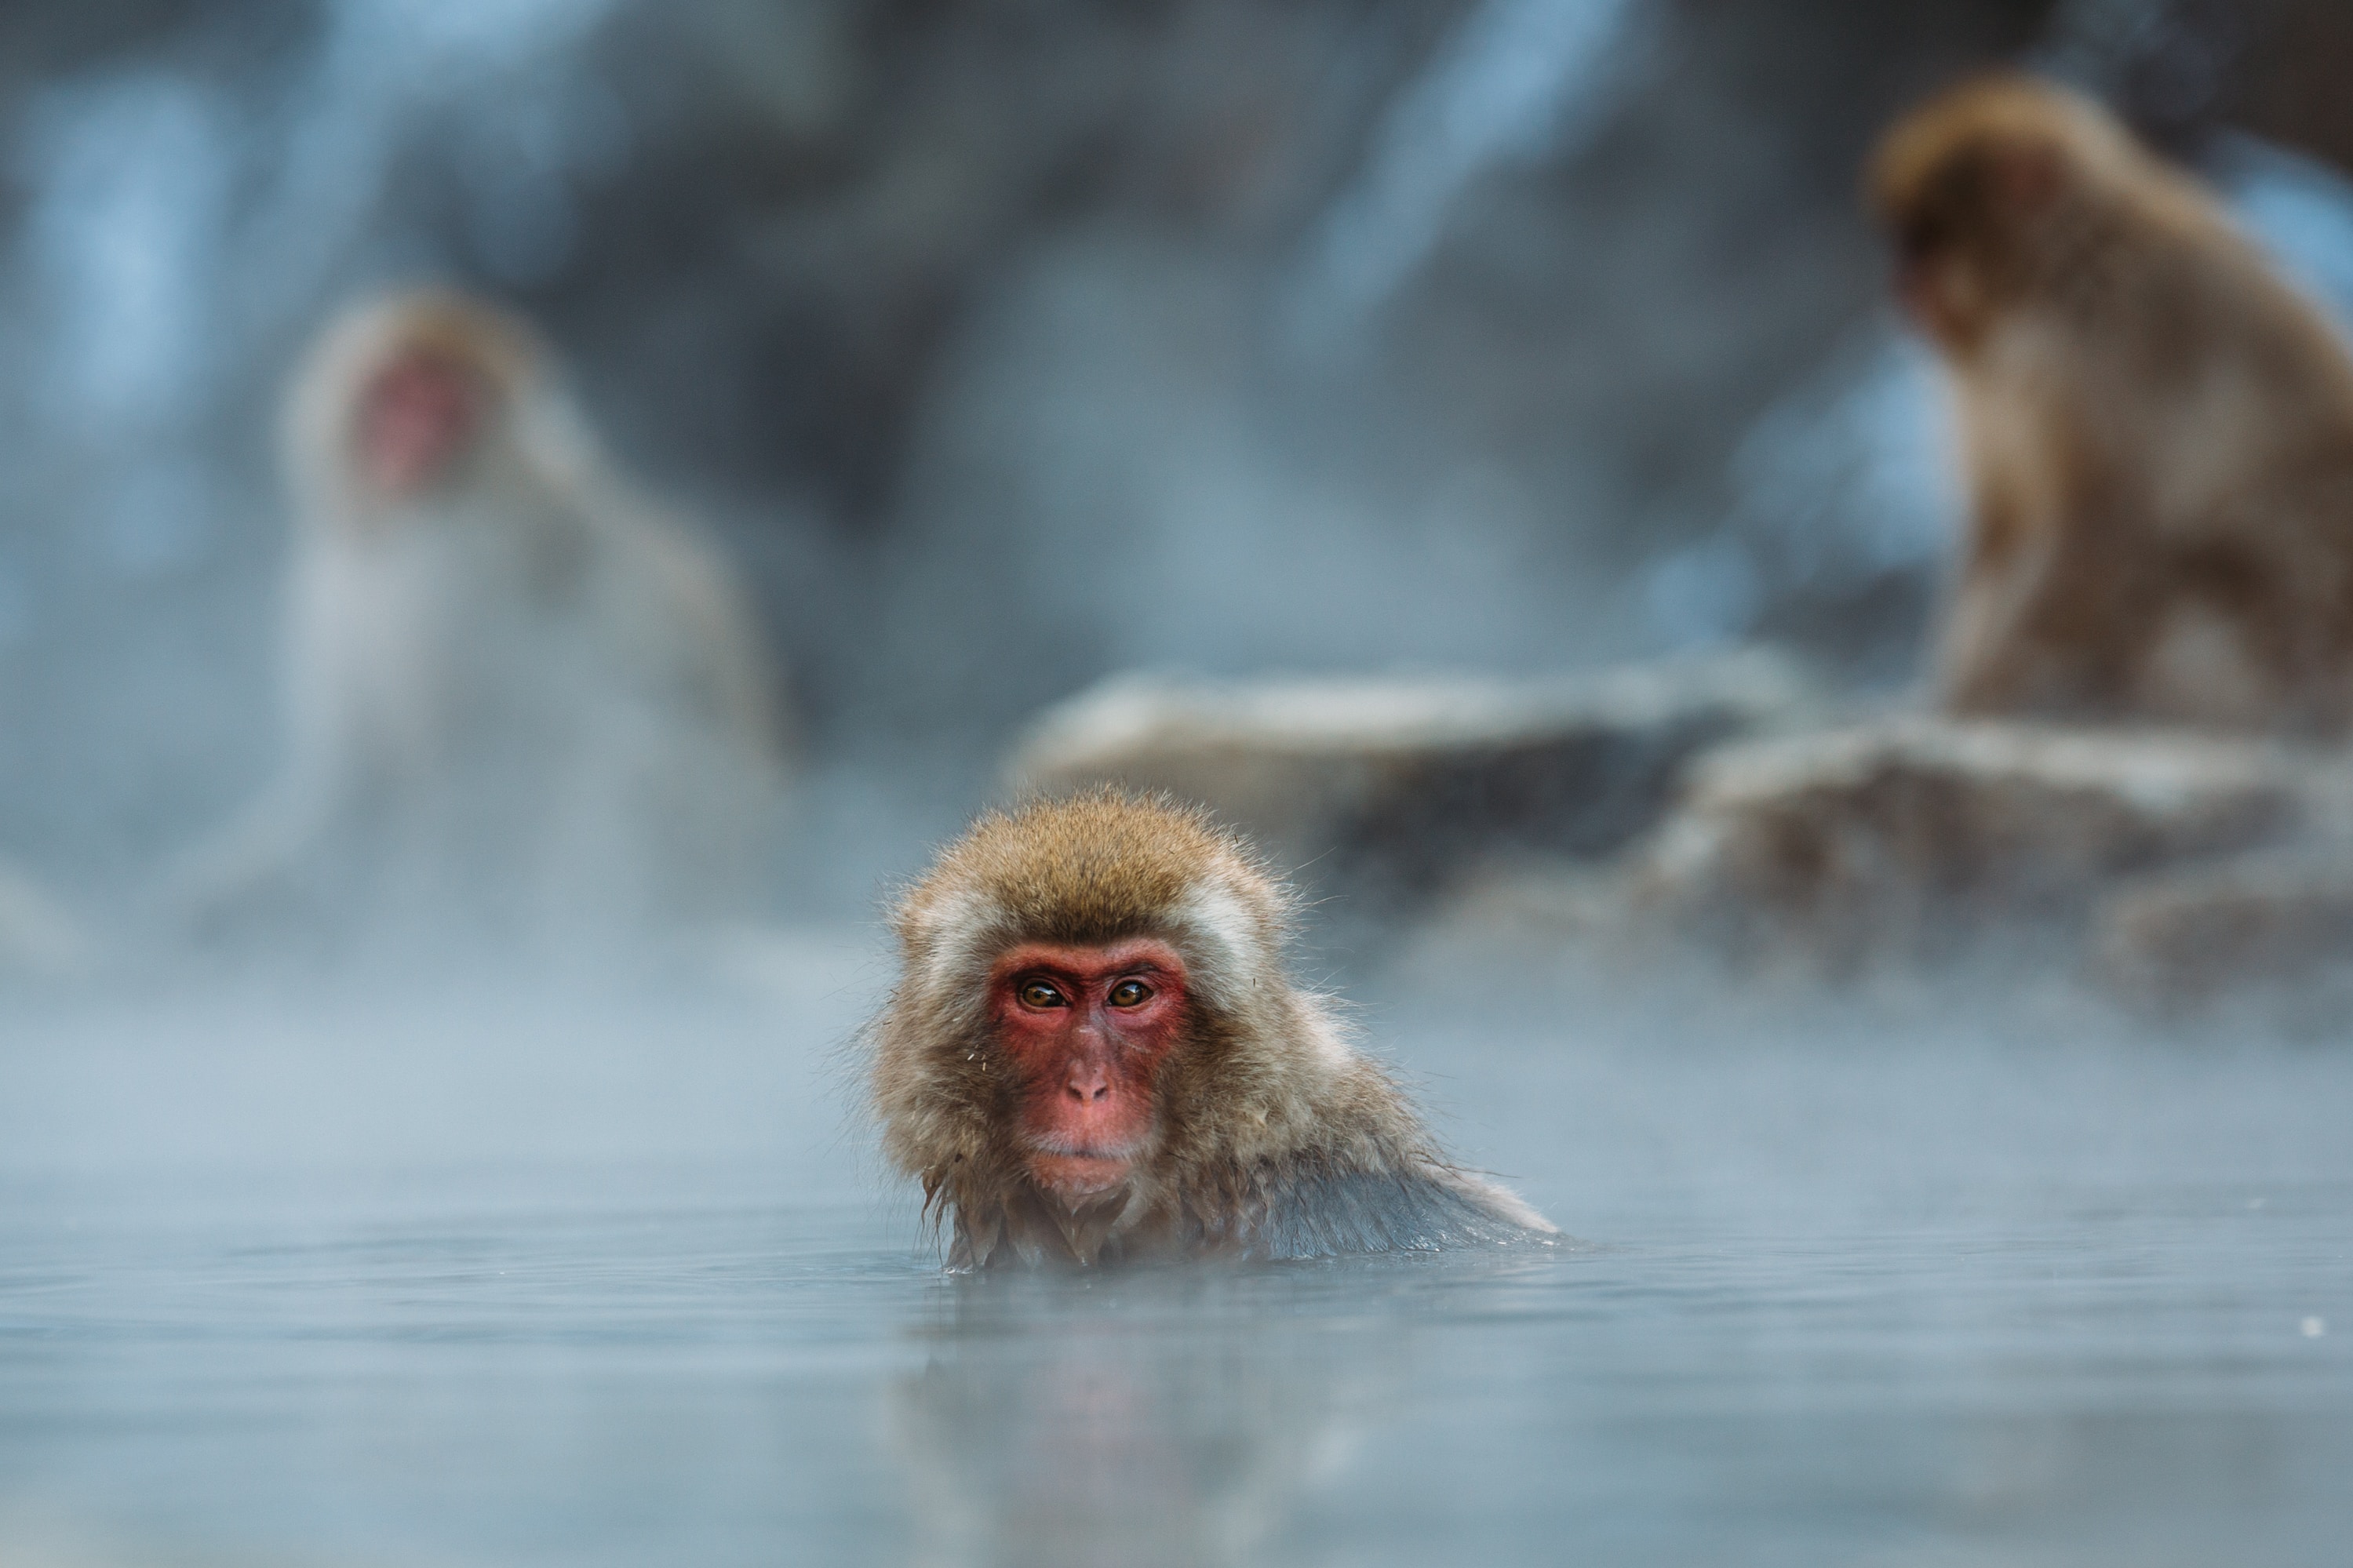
1872;75;2353;736
868;791;1554;1268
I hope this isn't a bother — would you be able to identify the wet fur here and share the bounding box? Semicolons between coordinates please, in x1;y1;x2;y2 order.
869;791;1552;1268
1871;75;2353;736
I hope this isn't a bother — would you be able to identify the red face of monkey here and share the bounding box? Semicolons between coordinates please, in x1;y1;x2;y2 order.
989;939;1190;1201
355;350;486;499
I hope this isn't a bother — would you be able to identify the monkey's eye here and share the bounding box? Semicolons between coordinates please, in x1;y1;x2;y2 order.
1106;979;1153;1009
1017;979;1068;1010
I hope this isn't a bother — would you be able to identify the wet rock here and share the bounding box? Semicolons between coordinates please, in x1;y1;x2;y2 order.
1006;649;1818;914
2093;852;2353;1010
1632;719;2309;970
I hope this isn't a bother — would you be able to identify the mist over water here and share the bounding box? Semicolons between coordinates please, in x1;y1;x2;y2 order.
3;1;2353;1563
5;962;2351;1566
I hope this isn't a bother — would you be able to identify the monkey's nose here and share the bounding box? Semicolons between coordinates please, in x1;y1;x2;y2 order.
1065;1068;1111;1104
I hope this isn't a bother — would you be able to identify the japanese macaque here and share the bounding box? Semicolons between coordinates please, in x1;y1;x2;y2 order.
1871;75;2353;735
869;791;1553;1268
169;289;789;948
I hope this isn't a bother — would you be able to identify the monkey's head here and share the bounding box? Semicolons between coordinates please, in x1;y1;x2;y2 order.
286;289;555;522
873;791;1317;1217
355;344;486;500
1869;75;2151;352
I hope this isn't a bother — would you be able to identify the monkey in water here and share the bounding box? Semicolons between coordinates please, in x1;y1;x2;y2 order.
1872;75;2353;736
170;289;789;948
868;790;1554;1268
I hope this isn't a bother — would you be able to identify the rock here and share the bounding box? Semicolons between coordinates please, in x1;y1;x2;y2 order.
1006;649;1818;913
2093;852;2353;1010
1632;719;2309;970
1386;862;1643;995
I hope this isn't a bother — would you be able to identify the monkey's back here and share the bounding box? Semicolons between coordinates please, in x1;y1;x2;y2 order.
1940;163;2353;734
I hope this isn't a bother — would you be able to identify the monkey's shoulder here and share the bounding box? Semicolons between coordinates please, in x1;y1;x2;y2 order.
1181;1157;1552;1262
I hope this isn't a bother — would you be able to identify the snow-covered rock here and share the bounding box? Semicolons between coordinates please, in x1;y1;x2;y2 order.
1007;649;1816;909
1631;719;2308;968
2093;851;2353;1010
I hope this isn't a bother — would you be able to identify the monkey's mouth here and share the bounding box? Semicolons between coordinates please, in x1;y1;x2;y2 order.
1025;1151;1134;1198
1022;1131;1145;1198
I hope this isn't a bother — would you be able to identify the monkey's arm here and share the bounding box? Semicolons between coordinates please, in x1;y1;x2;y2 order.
1233;1160;1556;1261
1938;409;2147;719
1937;534;2060;714
157;549;384;928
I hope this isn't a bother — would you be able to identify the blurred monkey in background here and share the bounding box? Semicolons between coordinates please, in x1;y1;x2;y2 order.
169;289;790;952
1873;75;2353;736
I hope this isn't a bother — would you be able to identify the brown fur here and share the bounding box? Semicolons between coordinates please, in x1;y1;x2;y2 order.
869;790;1553;1268
1870;75;2353;735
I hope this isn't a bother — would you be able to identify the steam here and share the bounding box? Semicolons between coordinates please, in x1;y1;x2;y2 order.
0;0;647;900
8;0;627;582
20;75;233;428
1284;0;1648;349
242;0;627;304
1647;336;1958;650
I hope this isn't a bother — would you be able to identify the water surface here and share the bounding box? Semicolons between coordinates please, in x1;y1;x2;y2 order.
2;943;2349;1566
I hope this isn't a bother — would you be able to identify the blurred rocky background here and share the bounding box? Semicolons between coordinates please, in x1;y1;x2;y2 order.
5;0;2353;937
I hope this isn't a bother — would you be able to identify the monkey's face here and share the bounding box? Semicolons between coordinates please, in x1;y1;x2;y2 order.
354;348;487;501
988;939;1189;1203
1886;141;2067;355
1893;223;1989;353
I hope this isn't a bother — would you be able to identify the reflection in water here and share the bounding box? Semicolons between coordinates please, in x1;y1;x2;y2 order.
891;1271;1396;1568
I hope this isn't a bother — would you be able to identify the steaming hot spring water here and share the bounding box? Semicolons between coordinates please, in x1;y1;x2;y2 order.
2;930;2349;1567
